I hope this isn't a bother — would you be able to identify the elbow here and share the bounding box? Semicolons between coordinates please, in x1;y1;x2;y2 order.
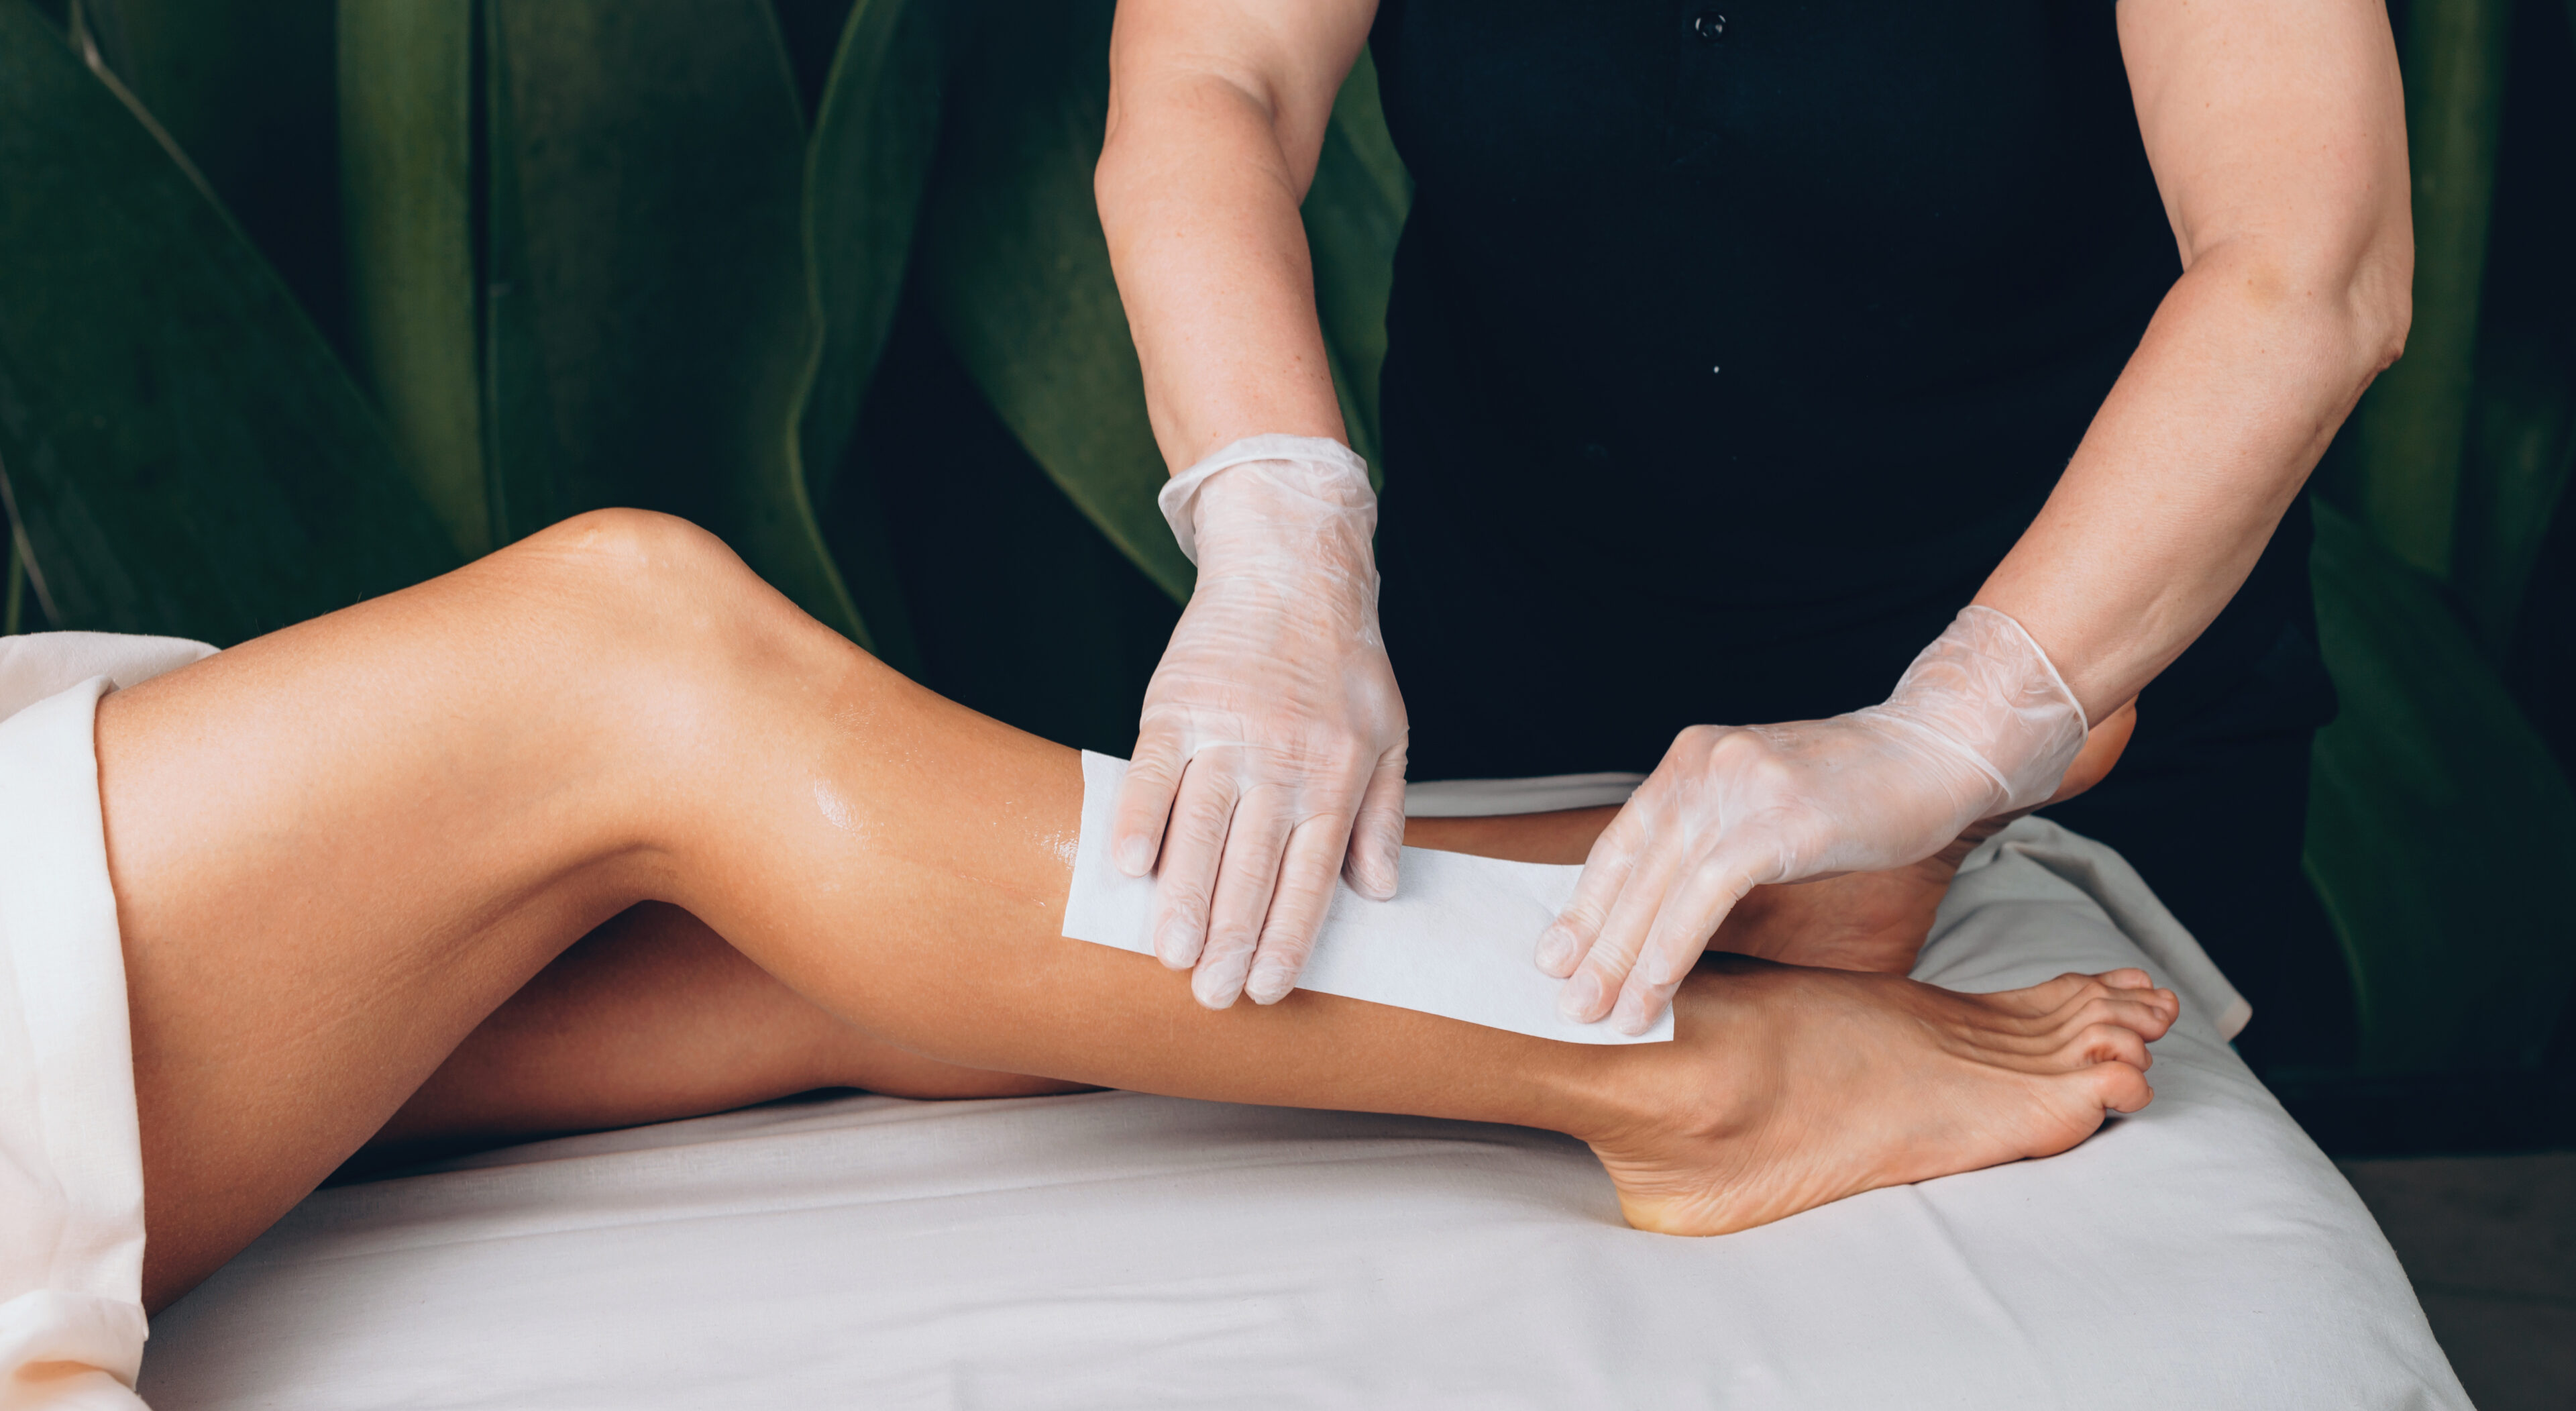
2348;238;2412;378
2200;226;2412;389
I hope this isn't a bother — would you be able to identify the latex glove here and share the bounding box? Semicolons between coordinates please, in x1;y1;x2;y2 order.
1114;434;1409;1009
1537;605;2088;1034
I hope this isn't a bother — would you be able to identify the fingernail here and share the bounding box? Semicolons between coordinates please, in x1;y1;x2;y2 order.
1115;836;1155;876
1192;953;1249;1010
1534;927;1576;975
1155;915;1202;968
1611;989;1650;1036
1558;970;1606;1023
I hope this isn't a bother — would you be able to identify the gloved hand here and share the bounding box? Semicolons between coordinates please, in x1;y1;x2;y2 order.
1113;434;1409;1009
1537;605;2088;1034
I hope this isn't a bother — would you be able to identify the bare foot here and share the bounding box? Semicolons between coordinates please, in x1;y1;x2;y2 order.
1585;958;2178;1235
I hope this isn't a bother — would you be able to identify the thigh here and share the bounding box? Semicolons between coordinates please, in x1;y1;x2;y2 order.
101;515;729;1308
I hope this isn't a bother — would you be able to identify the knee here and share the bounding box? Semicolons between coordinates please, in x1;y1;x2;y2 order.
509;508;748;610
480;508;845;715
494;509;781;651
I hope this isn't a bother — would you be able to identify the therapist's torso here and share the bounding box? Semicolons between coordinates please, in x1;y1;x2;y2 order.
1366;0;2324;778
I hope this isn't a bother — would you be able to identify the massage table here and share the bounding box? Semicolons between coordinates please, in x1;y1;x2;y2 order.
0;631;2469;1407
136;782;2469;1408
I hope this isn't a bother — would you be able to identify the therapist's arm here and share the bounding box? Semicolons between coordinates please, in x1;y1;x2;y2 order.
1976;0;2412;719
1539;0;2408;1036
1093;1;1411;1012
1097;0;1373;466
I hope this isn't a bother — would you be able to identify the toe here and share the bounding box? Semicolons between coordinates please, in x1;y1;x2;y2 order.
2082;1061;2155;1115
1988;972;2103;1019
2061;991;2178;1045
2063;1021;2151;1072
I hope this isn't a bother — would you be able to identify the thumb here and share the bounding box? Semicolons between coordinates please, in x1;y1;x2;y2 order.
1342;745;1409;900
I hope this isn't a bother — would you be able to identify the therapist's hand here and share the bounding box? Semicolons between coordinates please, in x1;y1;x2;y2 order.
1113;437;1409;1010
1537;606;2090;1035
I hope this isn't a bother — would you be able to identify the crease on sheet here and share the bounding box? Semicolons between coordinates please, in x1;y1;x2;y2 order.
1062;751;1671;1045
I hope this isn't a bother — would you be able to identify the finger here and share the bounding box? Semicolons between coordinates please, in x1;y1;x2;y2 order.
1609;974;1684;1037
1110;724;1187;877
1341;745;1409;901
1560;841;1683;1025
1246;812;1354;1004
1148;760;1240;970
1535;812;1644;979
1635;835;1779;990
1191;788;1297;1010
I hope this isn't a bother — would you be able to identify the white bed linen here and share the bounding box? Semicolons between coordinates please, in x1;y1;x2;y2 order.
137;813;2465;1408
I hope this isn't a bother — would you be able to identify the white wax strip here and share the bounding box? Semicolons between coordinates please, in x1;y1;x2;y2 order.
1063;751;1673;1045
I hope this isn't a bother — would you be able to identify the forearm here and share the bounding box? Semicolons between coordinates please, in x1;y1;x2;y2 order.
1097;57;1348;468
1977;242;2407;720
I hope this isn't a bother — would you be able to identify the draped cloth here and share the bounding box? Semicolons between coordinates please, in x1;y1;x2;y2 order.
1;634;214;1411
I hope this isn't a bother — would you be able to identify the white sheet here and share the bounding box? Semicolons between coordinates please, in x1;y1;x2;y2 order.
1066;751;1670;1043
138;811;2463;1408
0;633;214;1411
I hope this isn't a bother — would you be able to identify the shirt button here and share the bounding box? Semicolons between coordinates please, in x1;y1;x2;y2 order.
1693;9;1728;42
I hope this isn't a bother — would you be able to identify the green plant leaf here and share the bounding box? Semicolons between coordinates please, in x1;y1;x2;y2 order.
1301;48;1411;478
792;0;949;676
919;0;1191;603
73;0;352;361
482;0;872;647
0;0;458;644
2351;0;2514;578
2304;498;2576;1072
339;0;486;558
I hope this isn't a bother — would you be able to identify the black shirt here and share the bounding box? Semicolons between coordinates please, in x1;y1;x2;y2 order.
1367;0;2326;778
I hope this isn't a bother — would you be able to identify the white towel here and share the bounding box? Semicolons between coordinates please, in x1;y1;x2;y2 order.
1;633;213;1411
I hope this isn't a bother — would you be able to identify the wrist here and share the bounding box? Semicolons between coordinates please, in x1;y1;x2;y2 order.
1868;606;2089;815
1159;435;1375;567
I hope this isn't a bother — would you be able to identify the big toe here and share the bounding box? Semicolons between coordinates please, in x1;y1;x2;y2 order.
2082;1059;2154;1116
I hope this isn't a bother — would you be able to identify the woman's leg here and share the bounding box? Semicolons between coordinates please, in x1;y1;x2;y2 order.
364;696;2151;1164
98;510;2174;1312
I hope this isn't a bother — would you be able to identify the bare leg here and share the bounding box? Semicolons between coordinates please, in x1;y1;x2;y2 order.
366;813;1947;1162
98;511;2174;1310
368;699;2146;1155
354;902;1089;1173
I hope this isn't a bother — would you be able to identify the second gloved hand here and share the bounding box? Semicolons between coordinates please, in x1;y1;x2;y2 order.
1113;434;1409;1010
1537;605;2090;1035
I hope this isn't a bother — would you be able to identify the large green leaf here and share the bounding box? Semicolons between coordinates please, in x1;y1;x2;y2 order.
2447;0;2576;657
72;0;351;362
0;0;457;643
920;0;1191;602
792;0;949;675
482;0;871;646
2305;499;2576;1072
1301;47;1411;476
339;0;486;558
2351;0;2514;578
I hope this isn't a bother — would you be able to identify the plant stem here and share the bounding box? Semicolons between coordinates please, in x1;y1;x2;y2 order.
5;533;24;637
2353;0;2517;579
